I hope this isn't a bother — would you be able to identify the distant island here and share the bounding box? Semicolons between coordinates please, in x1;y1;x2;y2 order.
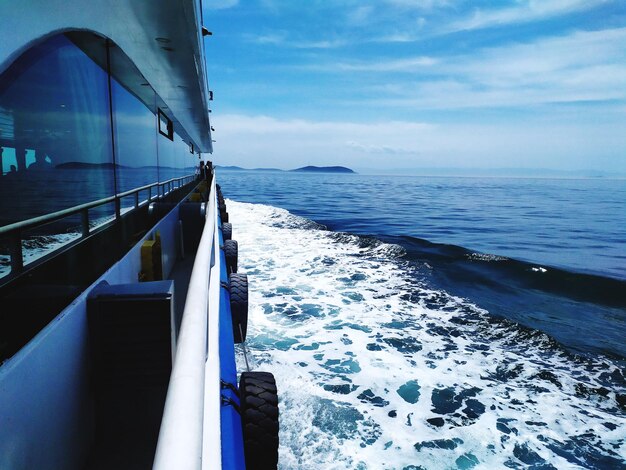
215;165;356;174
291;166;355;174
216;165;283;172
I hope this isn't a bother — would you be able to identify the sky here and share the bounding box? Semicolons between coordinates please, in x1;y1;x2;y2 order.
202;0;626;174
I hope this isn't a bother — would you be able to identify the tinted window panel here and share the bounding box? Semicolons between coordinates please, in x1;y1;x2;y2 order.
0;34;114;226
157;121;175;184
111;79;158;199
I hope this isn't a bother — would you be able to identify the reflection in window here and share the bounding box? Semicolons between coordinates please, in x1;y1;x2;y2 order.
157;122;175;184
0;31;202;280
0;34;114;227
111;79;158;196
175;134;191;177
0;147;17;175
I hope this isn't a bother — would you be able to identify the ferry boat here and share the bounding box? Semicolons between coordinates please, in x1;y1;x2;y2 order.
0;1;278;469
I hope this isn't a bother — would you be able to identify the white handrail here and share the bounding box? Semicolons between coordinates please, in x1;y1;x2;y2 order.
153;177;216;470
203;192;223;469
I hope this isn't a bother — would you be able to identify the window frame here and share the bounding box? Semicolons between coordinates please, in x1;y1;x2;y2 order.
158;108;173;140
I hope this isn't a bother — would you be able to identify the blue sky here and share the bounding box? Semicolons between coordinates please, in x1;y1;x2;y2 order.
203;0;626;173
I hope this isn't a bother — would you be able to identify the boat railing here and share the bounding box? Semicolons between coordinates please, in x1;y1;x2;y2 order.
0;174;198;276
153;175;217;470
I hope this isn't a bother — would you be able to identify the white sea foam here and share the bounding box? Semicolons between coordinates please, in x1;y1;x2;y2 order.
228;199;625;469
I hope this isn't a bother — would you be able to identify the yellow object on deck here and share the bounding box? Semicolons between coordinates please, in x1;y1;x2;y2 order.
140;234;163;281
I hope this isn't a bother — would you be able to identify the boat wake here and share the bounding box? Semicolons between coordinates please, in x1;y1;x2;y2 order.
228;200;626;469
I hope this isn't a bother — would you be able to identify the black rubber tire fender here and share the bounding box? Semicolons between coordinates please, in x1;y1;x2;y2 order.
221;210;229;223
239;372;279;470
224;239;238;273
222;222;232;241
229;273;248;343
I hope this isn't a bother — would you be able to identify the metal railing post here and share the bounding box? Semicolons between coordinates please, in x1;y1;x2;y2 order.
81;209;90;237
9;231;23;274
135;192;139;208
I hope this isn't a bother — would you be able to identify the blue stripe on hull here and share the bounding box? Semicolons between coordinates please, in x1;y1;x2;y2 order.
218;214;246;470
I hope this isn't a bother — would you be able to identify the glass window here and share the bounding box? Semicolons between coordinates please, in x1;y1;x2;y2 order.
110;78;158;200
157;119;176;184
0;34;114;227
174;134;190;178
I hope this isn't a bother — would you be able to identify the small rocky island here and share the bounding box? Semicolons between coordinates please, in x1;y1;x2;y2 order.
215;165;356;174
290;166;355;174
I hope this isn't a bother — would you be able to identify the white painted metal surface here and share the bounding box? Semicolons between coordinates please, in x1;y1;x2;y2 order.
153;178;218;470
0;0;212;152
0;204;185;469
203;187;223;470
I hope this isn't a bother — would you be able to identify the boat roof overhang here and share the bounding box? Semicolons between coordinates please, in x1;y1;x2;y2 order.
0;0;213;153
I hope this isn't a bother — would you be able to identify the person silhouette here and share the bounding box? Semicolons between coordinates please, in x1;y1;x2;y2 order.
27;151;52;171
4;164;18;179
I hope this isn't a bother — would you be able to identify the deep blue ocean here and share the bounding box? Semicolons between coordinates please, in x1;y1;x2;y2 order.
217;169;626;469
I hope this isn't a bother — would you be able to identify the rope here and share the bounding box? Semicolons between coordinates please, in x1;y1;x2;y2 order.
239;323;251;372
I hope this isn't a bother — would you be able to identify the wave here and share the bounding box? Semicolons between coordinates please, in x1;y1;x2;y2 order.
226;199;626;470
388;234;626;308
375;235;626;360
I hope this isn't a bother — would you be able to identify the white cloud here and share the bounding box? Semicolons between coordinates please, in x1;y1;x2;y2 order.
210;114;434;168
204;3;625;172
334;56;438;72
215;114;433;136
252;32;287;45
420;28;626;108
472;28;626;81
292;39;348;49
347;5;374;26
205;0;239;10
446;0;609;33
208;113;626;172
301;27;626;109
345;141;417;155
357;0;611;43
383;0;450;11
246;32;347;49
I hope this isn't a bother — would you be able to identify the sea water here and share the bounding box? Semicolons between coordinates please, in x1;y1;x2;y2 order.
216;170;625;469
